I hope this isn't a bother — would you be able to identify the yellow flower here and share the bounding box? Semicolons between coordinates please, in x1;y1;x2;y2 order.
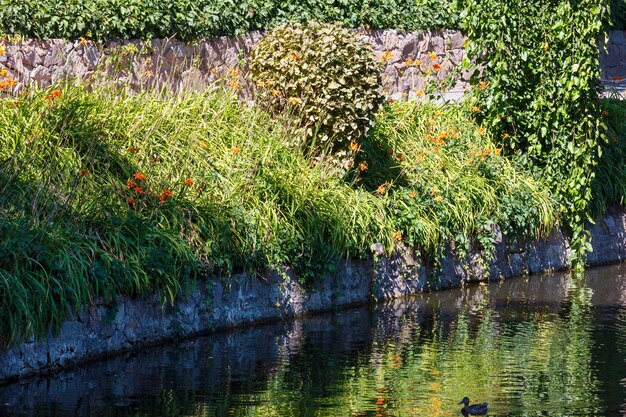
358;161;368;172
288;97;302;105
477;127;486;136
434;196;444;203
0;44;5;55
380;50;394;63
404;58;414;66
414;59;423;66
478;81;488;89
230;79;241;90
431;187;439;195
79;37;88;45
470;105;481;113
144;70;153;79
271;88;281;96
429;52;438;60
393;231;403;241
0;68;7;77
408;191;417;198
415;88;425;97
503;133;511;139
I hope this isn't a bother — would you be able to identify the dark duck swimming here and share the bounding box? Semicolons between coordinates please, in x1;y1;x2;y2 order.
458;397;488;415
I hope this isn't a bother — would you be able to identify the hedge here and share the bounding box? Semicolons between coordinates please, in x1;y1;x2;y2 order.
0;0;462;42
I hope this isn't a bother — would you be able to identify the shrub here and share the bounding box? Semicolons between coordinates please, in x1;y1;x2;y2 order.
250;22;384;155
462;0;608;271
611;0;626;29
0;0;461;42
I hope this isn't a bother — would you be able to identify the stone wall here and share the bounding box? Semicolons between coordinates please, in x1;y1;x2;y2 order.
2;207;626;384
1;30;625;99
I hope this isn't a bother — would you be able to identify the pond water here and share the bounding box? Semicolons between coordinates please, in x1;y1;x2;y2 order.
2;265;626;417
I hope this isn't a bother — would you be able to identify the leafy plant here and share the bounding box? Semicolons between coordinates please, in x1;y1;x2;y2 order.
0;0;461;42
461;0;608;271
250;22;384;155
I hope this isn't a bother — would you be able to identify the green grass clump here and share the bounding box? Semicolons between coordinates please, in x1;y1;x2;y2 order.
0;83;556;342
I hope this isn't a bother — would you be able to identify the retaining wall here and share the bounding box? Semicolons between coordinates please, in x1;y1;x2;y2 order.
1;30;624;98
2;207;626;383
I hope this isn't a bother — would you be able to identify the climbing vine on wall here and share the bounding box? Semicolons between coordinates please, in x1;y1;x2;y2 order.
461;0;608;271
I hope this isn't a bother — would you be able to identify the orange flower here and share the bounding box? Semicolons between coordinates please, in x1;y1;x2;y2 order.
408;191;417;198
615;75;623;81
434;196;444;202
433;63;442;71
477;127;486;136
415;88;425;97
478;81;488;89
603;110;609;116
377;388;386;393
0;68;7;77
133;172;146;181
495;148;502;155
387;148;394;155
231;146;240;154
184;178;194;186
358;161;368;172
163;189;173;197
376;398;386;405
156;193;167;202
503;133;511;139
133;186;144;194
126;180;137;189
396;153;403;161
79;169;89;176
393;231;402;241
470;105;481;113
0;44;5;55
350;142;362;152
380;50;393;63
128;146;139;154
50;89;61;98
387;98;395;103
127;196;136;204
376;183;389;195
612;137;619;143
292;53;299;62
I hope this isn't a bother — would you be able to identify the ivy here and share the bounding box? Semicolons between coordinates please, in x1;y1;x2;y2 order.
461;0;608;272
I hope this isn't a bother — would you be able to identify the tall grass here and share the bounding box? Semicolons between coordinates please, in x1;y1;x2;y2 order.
0;83;558;342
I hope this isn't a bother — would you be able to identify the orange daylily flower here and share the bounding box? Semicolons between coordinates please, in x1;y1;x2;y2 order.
128;146;139;154
184;178;194;186
79;169;89;176
393;231;402;241
133;186;144;194
133;173;146;181
358;161;368;171
231;146;240;154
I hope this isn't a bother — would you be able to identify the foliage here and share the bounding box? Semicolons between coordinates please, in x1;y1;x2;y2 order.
592;99;626;215
461;0;608;271
363;101;556;258
0;0;460;42
250;22;384;155
611;0;626;29
0;79;556;342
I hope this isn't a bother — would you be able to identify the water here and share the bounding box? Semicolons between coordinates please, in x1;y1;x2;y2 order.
2;265;626;417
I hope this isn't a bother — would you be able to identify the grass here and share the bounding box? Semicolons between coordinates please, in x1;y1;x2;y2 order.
0;81;570;343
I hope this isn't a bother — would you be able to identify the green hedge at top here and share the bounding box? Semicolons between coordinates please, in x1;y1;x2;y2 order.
0;0;461;42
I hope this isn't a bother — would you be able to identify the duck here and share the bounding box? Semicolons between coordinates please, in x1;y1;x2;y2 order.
458;397;488;415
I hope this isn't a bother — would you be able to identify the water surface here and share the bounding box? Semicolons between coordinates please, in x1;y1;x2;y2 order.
2;265;626;417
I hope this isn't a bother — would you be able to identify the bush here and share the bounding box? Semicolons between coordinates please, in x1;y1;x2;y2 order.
0;0;461;42
250;22;384;155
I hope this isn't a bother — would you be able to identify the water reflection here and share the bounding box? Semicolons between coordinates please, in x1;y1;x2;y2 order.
2;265;626;417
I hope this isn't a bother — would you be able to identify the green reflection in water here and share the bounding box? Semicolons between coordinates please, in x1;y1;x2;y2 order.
4;267;626;417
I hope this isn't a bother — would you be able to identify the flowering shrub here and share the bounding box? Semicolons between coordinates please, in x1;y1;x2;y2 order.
250;22;384;154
